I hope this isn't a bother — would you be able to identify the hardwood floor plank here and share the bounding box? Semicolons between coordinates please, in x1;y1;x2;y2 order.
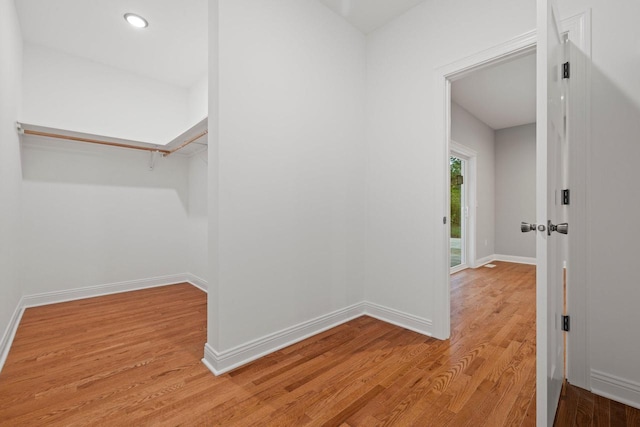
480;340;537;426
522;399;537;427
318;385;385;427
626;406;640;426
592;394;610;427
445;344;503;412
610;400;628;426
576;390;595;426
554;383;640;427
346;366;428;425
502;356;537;426
1;263;544;425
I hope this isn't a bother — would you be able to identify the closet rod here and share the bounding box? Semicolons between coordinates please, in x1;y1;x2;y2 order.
163;130;208;157
23;129;172;155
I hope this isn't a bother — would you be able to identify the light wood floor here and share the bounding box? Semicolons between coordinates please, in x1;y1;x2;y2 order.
0;262;537;425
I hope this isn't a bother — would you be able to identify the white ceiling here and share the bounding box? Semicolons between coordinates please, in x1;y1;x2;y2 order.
15;0;208;89
14;0;424;90
15;0;534;131
317;0;426;34
451;53;536;130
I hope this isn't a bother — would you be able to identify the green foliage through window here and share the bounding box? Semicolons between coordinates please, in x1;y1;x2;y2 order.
450;157;462;239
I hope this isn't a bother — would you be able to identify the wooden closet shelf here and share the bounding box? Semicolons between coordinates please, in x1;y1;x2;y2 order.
17;119;208;157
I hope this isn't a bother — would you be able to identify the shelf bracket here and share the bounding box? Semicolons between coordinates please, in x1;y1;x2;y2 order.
149;150;159;171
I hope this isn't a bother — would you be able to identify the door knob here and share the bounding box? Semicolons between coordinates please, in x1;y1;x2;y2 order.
521;222;536;233
548;221;569;235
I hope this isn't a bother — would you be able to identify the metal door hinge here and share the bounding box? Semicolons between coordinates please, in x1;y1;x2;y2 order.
563;62;570;79
562;189;570;205
562;315;570;332
443;217;447;225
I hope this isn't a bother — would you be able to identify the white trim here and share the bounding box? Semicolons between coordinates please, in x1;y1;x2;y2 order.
472;254;537;268
202;302;433;376
364;302;433;337
450;264;468;274
21;274;190;308
185;273;208;293
2;272;432;379
473;255;495;268
435;30;538;341
201;345;221;375
0;301;26;373
449;141;478;160
562;11;591;56
562;9;592;392
492;254;537;265
202;303;366;375
437;31;538;83
591;370;640;410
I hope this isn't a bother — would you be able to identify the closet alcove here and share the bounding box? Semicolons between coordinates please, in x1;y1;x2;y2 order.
16;0;210;300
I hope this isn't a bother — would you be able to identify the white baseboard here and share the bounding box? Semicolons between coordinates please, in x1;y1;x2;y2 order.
2;273;433;379
473;254;536;268
0;301;26;374
363;302;432;337
450;264;468;274
591;370;640;410
202;302;433;376
185;273;208;293
492;254;537;265
21;274;190;308
202;303;366;375
473;255;495;268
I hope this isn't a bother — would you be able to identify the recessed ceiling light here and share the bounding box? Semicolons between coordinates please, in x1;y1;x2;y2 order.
124;13;148;29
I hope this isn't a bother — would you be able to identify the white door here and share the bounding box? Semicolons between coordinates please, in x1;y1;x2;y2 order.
537;0;567;425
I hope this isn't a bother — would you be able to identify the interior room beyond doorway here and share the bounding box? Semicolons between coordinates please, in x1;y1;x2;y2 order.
449;50;537;272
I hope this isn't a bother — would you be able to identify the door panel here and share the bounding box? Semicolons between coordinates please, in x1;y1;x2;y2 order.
537;0;566;425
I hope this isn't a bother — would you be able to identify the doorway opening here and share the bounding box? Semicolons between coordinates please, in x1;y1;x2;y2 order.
434;35;539;340
435;12;590;423
445;40;539;419
448;45;537;274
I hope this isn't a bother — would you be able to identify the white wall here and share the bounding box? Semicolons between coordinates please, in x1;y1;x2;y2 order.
209;0;366;352
19;42;204;297
22;44;190;144
559;0;640;406
187;151;208;282
365;0;535;323
186;74;208;283
450;102;496;261
495;123;536;258
188;74;208;128
0;0;24;356
20;140;191;295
